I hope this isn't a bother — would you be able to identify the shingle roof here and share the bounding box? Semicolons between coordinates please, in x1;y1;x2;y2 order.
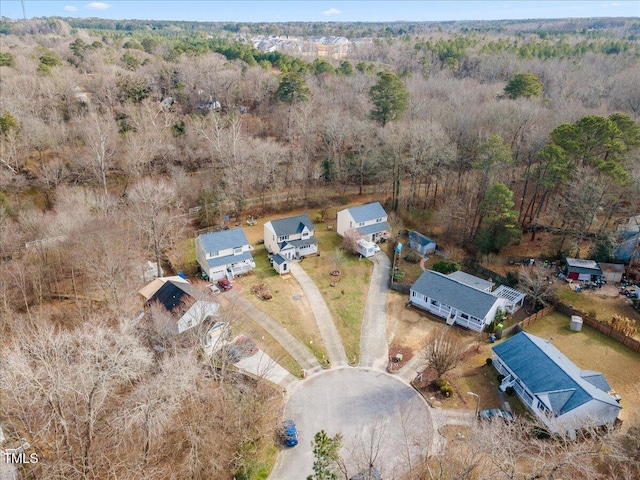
347;202;387;223
408;230;435;246
198;228;250;253
279;237;317;249
149;280;199;312
356;222;391;236
492;332;620;415
206;251;254;269
272;253;287;265
411;270;500;319
268;214;315;237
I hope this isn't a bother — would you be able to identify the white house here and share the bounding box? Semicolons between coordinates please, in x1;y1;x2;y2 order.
263;214;318;259
271;253;291;275
492;332;621;436
178;300;220;333
336;202;390;243
195;228;255;281
409;270;506;331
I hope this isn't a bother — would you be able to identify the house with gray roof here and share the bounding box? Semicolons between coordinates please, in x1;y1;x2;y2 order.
409;270;505;331
492;332;621;436
565;258;602;282
336;202;391;243
195;228;255;281
263;214;318;259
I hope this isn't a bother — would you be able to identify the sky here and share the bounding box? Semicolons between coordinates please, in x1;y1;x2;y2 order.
0;1;638;23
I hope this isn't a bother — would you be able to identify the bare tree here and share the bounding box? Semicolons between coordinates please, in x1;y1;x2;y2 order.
517;264;558;309
423;330;464;379
77;110;118;199
127;178;183;277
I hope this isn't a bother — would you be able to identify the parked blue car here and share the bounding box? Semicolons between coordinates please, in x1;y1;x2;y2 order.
282;420;298;447
479;409;514;422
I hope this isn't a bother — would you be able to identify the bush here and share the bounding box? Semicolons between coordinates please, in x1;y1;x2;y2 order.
485;358;493;366
432;261;458;275
497;374;505;382
433;378;455;397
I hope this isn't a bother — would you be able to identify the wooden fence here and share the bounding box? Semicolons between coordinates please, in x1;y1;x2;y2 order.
556;302;640;353
500;305;556;337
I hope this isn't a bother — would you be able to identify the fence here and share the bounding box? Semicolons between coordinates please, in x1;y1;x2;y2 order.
389;280;411;293
556;302;640;353
500;305;556;337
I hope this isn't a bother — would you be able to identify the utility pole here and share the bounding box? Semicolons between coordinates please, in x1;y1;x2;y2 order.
21;0;27;19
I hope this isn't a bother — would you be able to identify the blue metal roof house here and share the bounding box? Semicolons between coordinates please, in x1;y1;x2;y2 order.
492;332;621;436
408;231;436;255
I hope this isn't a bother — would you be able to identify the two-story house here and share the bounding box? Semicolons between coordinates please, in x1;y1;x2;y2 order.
195;228;255;281
263;214;318;259
336;202;390;243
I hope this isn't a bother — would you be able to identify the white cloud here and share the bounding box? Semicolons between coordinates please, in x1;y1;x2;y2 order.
64;6;78;12
86;2;112;10
322;8;342;16
600;2;623;6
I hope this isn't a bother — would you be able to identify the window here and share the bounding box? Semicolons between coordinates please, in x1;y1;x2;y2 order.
358;222;365;227
302;232;309;238
430;299;440;307
233;247;243;255
278;235;289;242
412;291;416;297
207;251;219;258
376;218;383;223
460;313;469;319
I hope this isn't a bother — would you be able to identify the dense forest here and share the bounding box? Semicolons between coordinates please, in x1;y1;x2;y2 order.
0;15;639;479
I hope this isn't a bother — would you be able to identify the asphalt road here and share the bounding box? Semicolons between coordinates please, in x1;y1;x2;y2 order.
269;368;433;480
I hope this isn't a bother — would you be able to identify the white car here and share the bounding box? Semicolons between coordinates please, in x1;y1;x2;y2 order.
207;283;221;294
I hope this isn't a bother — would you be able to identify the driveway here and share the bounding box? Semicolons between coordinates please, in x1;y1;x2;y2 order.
359;252;391;369
269;368;433;480
288;262;349;366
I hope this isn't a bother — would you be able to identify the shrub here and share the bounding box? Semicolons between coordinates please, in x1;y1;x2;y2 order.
432;260;458;275
497;374;505;382
485;358;493;366
433;378;455;397
605;315;637;337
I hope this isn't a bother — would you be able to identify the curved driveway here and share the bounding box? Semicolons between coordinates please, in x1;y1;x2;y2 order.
269;368;433;480
288;262;349;366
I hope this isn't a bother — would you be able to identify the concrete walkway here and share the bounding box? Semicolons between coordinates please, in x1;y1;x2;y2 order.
395;346;429;383
224;291;321;373
359;252;391;369
288;262;349;366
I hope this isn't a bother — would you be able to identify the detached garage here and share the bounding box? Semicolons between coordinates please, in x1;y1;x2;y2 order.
565;258;602;282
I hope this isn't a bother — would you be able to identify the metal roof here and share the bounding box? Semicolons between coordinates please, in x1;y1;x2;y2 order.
412;270;501;319
492;332;620;415
197;228;250;253
267;214;315;237
566;258;602;275
346;202;387;223
447;271;494;291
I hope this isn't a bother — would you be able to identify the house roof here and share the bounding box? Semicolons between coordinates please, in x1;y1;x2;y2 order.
149;280;200;312
198;228;250;253
408;230;435;246
139;275;189;300
268;214;315;237
447;271;494;291
599;263;625;274
566;258;602;275
205;251;254;269
357;221;391;236
492;332;620;415
412;270;501;319
613;231;640;262
345;202;387;223
272;253;287;265
278;237;318;250
180;300;219;327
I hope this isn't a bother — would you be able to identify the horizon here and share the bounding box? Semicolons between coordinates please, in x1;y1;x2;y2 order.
1;1;639;23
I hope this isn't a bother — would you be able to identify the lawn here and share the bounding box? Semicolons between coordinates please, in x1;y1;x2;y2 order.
524;311;640;426
299;224;373;363
233;246;329;363
558;283;640;325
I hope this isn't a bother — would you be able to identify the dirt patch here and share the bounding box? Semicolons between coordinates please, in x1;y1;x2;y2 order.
386;290;443;352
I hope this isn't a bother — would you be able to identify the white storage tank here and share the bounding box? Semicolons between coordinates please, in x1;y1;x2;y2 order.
570;315;583;332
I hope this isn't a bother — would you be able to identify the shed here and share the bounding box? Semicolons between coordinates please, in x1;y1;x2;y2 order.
599;263;625;283
408;231;437;255
570;315;583;332
565;258;602;282
271;253;290;275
